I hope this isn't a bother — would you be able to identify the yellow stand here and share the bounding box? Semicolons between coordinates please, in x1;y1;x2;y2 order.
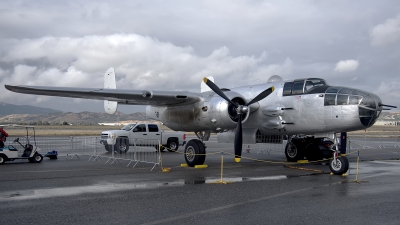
210;152;233;184
347;151;368;183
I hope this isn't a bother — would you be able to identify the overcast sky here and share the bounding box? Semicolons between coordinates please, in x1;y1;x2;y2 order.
0;0;399;113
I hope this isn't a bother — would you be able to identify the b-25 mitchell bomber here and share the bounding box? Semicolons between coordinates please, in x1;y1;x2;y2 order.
5;68;397;174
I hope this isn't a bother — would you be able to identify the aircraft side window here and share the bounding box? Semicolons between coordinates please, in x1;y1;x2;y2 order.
324;94;336;106
148;124;159;132
291;82;304;95
283;82;293;96
337;95;349;105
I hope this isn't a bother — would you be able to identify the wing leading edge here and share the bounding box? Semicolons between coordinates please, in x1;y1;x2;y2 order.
5;85;202;106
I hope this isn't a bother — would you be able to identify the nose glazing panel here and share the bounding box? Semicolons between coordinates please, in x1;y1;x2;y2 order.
324;86;382;127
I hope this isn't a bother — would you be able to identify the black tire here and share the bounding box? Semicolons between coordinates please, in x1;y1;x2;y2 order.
305;143;323;162
285;142;303;162
0;155;5;164
114;138;129;153
28;158;34;163
155;145;165;152
32;154;43;163
105;145;112;152
167;138;179;152
329;156;349;175
184;139;206;167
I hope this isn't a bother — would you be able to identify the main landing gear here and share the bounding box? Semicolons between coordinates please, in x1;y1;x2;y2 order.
184;131;210;167
284;135;349;175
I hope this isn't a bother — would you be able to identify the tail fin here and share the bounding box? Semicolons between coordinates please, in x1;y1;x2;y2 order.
201;76;214;92
104;67;118;114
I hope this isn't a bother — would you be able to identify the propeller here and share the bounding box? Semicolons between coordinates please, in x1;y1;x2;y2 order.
203;78;275;162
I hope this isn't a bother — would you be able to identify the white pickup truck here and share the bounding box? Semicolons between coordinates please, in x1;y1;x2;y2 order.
99;123;186;153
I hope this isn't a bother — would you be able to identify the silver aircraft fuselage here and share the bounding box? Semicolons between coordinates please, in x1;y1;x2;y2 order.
147;78;382;136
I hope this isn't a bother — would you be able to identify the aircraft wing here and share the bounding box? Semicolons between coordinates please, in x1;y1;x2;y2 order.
5;85;203;106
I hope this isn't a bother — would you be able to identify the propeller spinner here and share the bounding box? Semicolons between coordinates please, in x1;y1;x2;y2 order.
203;78;275;162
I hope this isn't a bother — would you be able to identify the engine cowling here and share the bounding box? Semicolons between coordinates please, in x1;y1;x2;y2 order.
206;91;250;131
146;91;250;132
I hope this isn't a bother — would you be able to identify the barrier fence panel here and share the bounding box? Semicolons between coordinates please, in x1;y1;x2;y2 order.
91;137;161;171
242;141;287;155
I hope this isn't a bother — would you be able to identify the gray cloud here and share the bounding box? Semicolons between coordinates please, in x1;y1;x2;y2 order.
0;0;399;113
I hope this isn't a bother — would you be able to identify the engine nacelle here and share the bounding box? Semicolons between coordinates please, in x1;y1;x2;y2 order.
146;91;250;132
206;91;250;131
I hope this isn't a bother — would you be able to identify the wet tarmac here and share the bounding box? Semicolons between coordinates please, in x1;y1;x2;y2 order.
1;136;400;225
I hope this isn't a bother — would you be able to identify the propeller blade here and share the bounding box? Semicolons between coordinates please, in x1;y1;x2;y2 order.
203;78;238;108
234;113;243;162
246;86;275;106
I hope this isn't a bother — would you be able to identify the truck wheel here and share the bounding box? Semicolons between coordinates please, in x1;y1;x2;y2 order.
32;154;43;163
0;155;5;164
105;145;111;152
184;139;206;167
114;138;129;153
167;138;179;152
329;156;349;175
155;146;165;152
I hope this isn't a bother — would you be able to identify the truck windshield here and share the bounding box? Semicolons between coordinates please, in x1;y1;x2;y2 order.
121;124;136;131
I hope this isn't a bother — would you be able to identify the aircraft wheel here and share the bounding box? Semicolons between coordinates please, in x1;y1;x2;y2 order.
32;154;43;163
329;156;349;175
0;155;5;164
184;139;206;167
167;138;179;152
285;142;303;162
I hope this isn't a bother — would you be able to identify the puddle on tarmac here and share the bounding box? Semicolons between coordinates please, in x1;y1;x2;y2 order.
0;175;287;201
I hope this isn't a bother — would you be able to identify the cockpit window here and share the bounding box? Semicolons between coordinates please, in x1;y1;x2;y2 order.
292;82;304;94
304;78;327;92
283;82;293;96
283;78;328;96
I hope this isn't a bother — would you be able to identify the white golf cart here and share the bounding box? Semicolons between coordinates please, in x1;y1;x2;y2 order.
0;125;43;164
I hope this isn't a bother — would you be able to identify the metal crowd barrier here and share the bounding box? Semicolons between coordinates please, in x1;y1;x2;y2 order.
347;134;400;150
242;140;287;154
88;138;161;171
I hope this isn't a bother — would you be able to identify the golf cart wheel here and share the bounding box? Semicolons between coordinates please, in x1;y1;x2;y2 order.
28;158;34;163
0;155;5;164
32;154;43;163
